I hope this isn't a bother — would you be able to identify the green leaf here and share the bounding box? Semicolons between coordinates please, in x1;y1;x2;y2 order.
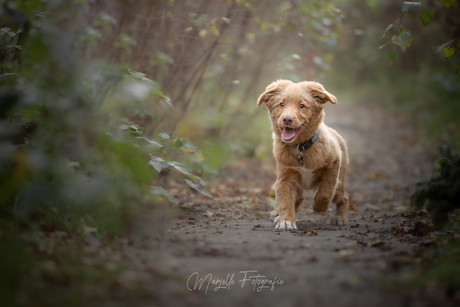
199;29;207;38
184;179;212;198
179;139;197;150
167;12;174;21
151;186;179;203
420;11;435;26
392;29;412;52
129;71;151;81
162;96;173;108
381;23;394;38
387;51;398;64
416;195;426;209
208;20;219;36
402;2;421;12
442;47;455;59
194;151;205;161
438;158;449;167
159;132;170;139
1;27;16;37
169;161;194;177
149;157;169;173
441;0;456;7
255;212;264;218
172;138;184;147
136;137;163;149
129;125;143;134
379;40;392;49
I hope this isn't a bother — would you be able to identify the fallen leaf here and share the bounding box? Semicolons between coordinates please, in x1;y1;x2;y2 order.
412;222;435;236
368;172;377;180
338;249;357;256
266;197;277;208
204;211;213;217
365;204;380;211
193;248;223;256
371;241;385;248
349;205;356;210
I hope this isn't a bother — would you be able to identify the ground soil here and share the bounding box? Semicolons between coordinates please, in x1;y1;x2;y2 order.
102;104;456;307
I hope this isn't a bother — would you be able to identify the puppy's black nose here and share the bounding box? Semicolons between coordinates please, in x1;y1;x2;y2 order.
283;116;294;125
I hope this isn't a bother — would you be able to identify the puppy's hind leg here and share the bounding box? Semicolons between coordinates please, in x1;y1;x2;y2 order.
331;190;349;226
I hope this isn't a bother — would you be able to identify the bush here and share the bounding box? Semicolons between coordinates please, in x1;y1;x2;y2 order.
411;145;460;228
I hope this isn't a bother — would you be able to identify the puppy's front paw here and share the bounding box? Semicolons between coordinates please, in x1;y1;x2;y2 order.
330;216;344;226
275;220;297;231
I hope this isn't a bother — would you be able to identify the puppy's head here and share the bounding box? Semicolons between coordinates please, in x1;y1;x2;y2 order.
257;80;337;143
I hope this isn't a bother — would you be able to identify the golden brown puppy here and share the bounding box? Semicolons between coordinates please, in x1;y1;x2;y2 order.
257;80;349;230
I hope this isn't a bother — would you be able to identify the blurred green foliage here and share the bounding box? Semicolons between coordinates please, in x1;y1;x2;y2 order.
1;0;459;304
327;0;460;149
0;0;208;304
412;145;460;227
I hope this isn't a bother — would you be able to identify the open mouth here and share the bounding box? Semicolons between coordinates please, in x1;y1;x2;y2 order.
281;127;301;141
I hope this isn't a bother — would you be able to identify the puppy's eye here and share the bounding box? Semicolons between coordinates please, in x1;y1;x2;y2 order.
280;102;285;107
299;104;306;109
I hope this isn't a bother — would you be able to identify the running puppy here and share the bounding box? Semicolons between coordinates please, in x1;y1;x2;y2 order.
257;80;349;230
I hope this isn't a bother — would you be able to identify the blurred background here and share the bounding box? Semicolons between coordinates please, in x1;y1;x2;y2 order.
1;0;459;305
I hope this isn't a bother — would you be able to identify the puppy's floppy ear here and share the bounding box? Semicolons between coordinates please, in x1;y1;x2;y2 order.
300;81;337;104
256;79;293;107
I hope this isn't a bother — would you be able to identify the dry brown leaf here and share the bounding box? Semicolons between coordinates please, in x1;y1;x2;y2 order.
364;203;380;211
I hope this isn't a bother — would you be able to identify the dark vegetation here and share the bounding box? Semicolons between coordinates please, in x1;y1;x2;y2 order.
0;0;459;305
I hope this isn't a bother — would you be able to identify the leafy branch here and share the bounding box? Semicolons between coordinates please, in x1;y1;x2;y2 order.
380;1;460;72
411;145;460;228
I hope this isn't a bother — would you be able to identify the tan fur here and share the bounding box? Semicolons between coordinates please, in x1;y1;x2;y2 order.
257;80;349;230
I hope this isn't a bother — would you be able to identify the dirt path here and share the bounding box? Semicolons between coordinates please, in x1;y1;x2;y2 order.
111;104;449;307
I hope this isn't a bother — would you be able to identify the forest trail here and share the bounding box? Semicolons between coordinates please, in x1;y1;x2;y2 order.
114;103;448;307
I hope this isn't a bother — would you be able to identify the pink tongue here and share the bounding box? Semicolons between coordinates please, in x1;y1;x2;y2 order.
282;128;296;140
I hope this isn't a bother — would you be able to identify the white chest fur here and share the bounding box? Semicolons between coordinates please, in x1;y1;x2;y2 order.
289;166;315;189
